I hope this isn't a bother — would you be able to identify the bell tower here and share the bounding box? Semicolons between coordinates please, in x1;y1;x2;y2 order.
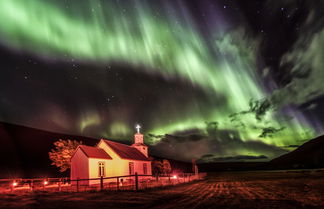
132;125;148;157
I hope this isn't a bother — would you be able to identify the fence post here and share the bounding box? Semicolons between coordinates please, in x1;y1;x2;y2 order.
100;176;104;191
117;177;119;191
76;178;79;192
135;172;138;191
43;179;46;190
31;180;34;192
28;180;32;191
11;180;15;193
58;178;62;192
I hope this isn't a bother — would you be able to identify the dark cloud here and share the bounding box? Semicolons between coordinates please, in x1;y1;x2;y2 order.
199;154;268;163
229;98;272;124
285;145;299;148
251;1;324;117
259;127;285;138
150;122;288;162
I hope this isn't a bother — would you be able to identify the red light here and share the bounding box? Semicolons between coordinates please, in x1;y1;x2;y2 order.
12;182;18;187
44;181;48;185
172;175;177;179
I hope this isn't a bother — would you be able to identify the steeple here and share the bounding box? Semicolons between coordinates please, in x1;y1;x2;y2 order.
134;124;144;144
132;124;148;157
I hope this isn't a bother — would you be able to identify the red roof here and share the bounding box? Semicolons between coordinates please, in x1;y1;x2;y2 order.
79;145;112;159
103;140;150;161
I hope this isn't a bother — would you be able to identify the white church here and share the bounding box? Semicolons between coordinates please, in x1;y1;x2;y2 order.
70;125;152;185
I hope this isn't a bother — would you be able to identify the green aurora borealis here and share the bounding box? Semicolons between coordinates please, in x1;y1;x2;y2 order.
0;0;323;161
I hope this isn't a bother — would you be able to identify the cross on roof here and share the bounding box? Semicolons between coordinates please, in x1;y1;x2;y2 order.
135;124;141;133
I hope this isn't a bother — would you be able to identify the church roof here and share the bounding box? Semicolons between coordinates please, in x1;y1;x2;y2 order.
79;145;112;159
103;139;150;161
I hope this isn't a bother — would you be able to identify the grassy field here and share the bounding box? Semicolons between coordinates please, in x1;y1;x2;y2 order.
1;170;324;209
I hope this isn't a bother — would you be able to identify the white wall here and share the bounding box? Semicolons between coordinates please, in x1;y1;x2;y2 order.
88;158;112;184
70;148;89;185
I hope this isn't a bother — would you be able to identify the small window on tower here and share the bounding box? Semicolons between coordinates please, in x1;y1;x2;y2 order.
129;162;134;175
143;163;147;175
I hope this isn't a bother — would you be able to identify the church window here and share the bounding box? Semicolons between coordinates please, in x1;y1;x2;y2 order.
98;162;105;177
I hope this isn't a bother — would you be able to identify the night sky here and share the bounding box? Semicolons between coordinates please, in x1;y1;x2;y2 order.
1;0;324;162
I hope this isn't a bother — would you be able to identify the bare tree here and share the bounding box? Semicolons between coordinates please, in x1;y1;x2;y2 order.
162;159;172;174
49;139;82;172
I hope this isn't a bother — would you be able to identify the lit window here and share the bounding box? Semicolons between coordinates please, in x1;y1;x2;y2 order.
143;163;147;174
98;162;105;177
129;162;134;175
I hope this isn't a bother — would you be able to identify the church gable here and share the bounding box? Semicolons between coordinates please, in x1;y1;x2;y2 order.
97;139;122;160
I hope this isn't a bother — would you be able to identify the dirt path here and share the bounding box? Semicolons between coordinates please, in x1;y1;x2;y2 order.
1;171;324;209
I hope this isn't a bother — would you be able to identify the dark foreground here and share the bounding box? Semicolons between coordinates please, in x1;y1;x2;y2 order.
1;170;324;209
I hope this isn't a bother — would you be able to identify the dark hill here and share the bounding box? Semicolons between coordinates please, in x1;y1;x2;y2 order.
0;122;100;178
198;162;268;172
270;135;324;169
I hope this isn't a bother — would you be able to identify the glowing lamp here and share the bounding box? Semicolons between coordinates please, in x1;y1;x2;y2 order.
12;182;18;187
172;175;177;179
43;181;48;185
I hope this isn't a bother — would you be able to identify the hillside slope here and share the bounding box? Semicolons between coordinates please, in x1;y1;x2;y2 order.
270;135;324;169
0;122;99;178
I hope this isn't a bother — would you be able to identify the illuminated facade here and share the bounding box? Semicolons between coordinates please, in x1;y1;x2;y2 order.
70;131;151;185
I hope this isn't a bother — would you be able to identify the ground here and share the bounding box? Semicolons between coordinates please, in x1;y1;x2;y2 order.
1;170;324;209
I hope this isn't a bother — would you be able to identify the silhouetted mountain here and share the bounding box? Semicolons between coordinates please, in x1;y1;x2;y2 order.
270;135;324;169
198;136;324;172
198;162;268;172
0;122;100;178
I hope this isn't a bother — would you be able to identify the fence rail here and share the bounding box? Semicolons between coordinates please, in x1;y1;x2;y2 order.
0;173;207;193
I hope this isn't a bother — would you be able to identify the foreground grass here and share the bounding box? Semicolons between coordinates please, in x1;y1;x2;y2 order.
1;170;324;209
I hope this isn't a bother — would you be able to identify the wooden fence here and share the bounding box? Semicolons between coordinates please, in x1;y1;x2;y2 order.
0;173;207;193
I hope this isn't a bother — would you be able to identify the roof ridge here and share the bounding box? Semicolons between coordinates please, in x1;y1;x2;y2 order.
101;139;150;161
103;139;134;148
80;144;105;150
75;144;112;159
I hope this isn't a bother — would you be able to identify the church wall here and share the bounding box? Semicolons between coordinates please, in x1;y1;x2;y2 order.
70;148;89;185
88;158;112;185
